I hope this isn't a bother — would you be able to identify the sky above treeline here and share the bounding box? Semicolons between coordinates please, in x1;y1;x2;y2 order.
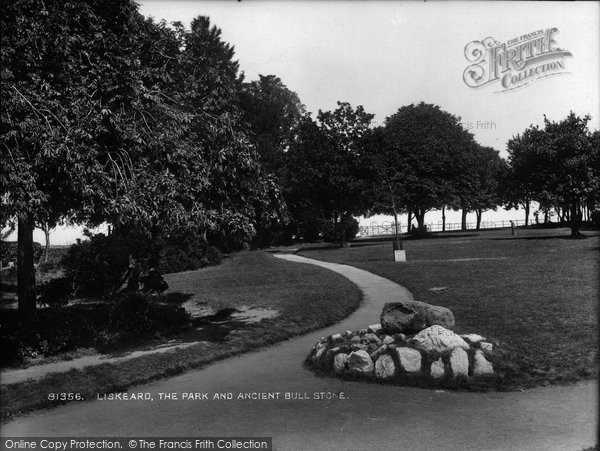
140;1;599;158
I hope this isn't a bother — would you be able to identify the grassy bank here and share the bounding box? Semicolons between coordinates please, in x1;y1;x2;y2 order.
300;227;599;390
1;251;361;421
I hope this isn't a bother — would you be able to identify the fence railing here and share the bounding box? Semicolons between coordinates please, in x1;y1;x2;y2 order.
358;219;529;237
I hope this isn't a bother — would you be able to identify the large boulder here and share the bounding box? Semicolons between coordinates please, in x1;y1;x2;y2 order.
408;325;469;353
380;301;455;335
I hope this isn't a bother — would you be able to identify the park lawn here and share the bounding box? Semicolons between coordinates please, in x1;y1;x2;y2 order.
299;227;599;390
1;251;361;421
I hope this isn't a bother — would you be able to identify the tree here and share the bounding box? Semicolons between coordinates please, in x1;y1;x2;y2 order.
1;3;286;319
454;144;507;230
540;113;599;236
361;126;407;248
239;75;306;173
283;102;373;245
168;17;288;250
505;125;548;226
383;102;478;232
1;0;180;319
507;113;599;236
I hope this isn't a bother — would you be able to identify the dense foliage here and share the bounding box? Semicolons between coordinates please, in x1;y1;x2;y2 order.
283;102;373;243
362;103;507;234
506;113;599;236
1;1;285;316
1;241;42;267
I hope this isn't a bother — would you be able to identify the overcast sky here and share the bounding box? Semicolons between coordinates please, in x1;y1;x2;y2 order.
139;0;599;157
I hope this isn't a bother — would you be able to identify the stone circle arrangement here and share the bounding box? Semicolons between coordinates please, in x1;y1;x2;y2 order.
307;299;496;387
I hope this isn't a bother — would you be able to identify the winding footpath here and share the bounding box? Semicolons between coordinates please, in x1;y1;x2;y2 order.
2;254;597;450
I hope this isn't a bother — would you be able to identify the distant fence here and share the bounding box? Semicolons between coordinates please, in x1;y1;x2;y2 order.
358;219;528;237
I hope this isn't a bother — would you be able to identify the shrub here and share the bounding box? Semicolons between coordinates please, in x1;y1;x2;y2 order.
158;232;223;274
61;229;161;298
205;246;222;266
140;269;169;294
37;277;73;308
61;228;223;295
61;234;128;297
158;247;197;274
322;215;359;243
109;293;190;335
340;215;359;241
1;241;43;267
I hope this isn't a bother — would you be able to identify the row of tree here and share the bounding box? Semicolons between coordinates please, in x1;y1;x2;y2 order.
244;91;599;244
2;1;599;321
506;113;600;236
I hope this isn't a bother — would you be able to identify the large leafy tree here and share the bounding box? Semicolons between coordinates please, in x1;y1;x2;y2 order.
454;144;507;230
383;102;477;231
239;74;306;173
504;125;548;226
507;113;599;236
361;126;408;247
162;17;287;250
1;0;181;319
283;102;373;244
1;3;285;319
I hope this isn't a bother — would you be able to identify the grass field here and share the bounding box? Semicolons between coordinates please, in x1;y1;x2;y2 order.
1;251;361;420
299;227;599;390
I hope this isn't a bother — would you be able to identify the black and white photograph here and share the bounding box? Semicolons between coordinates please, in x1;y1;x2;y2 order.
1;1;598;449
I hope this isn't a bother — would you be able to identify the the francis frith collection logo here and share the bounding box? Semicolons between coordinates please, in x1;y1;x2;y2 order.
463;28;572;92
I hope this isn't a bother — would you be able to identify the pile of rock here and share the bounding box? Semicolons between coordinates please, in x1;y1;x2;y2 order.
307;301;495;385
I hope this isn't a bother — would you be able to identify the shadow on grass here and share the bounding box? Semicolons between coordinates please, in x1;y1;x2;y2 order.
164;292;194;304
298;233;485;253
491;234;593;241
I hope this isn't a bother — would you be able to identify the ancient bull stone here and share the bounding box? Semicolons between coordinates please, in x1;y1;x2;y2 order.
408;325;469;353
380;300;455;335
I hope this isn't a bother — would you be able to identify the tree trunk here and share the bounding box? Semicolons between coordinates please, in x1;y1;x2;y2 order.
415;209;426;232
442;206;446;232
333;213;344;247
461;204;468;231
388;184;402;250
392;208;402;250
570;201;581;237
43;224;50;263
18;215;36;321
476;209;482;230
407;209;413;234
524;200;530;226
544;209;549;224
